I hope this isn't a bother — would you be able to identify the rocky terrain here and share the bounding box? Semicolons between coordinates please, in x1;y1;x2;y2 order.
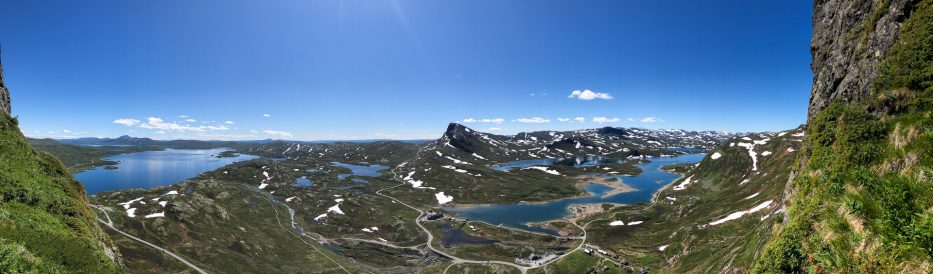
0;48;10;115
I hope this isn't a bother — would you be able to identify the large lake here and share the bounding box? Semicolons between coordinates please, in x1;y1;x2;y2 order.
76;148;257;194
448;153;705;235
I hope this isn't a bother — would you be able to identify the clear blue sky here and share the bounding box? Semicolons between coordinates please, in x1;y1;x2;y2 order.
0;0;813;140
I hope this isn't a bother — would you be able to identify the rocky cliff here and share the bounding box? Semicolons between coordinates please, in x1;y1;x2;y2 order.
755;0;932;272
0;47;10;115
807;0;914;119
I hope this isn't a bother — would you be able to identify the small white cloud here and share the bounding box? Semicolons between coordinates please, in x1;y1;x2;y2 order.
626;118;636;122
138;117;204;132
62;129;72;133
263;130;292;137
224;121;234;124
250;130;259;134
262;113;271;117
514;117;550;123
486;127;502;131
184;118;197;122
113;118;140;127
557;117;586;123
640;117;662;123
462;118;504;124
178;115;189;118
593;117;621;123
200;125;229;131
568;89;612;100
156;131;166;134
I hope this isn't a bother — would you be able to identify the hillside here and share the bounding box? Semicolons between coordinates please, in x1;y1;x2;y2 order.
756;0;933;272
26;138;163;172
532;128;804;273
0;58;121;272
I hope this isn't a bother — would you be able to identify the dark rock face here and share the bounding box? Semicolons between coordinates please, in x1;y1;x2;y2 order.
807;0;916;120
0;49;10;115
443;123;481;153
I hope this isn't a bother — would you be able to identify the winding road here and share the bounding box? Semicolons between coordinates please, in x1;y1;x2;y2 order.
91;205;208;274
375;150;592;274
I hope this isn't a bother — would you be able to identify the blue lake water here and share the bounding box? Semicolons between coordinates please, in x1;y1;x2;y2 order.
449;153;705;235
331;162;389;180
293;177;313;187
76;148;257;194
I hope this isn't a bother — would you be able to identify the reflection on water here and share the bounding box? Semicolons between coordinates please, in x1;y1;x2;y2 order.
76;148;257;194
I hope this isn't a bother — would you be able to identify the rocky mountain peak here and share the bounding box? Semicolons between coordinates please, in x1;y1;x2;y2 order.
1;46;10;115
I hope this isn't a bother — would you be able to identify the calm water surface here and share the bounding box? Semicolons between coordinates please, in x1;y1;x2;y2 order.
77;148;257;194
331;162;389;180
449;153;705;235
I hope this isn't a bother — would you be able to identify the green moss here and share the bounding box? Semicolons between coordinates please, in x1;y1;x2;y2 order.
0;113;120;273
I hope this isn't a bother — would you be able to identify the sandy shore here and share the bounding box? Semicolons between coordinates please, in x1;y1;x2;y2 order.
574;175;637;198
526;202;624;236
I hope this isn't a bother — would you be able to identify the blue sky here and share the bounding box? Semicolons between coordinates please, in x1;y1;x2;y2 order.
0;0;813;140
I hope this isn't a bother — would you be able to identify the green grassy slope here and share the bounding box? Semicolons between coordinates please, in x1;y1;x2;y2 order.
754;1;933;272
0;113;121;273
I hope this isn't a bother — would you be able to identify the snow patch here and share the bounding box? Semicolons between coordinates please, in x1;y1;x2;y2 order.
435;192;454;205
673;176;693;191
609;221;625;226
708;200;773;226
658;245;669;251
144;212;165;218
710;152;722;160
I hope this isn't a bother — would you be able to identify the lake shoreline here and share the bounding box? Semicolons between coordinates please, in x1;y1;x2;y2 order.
445;153;705;235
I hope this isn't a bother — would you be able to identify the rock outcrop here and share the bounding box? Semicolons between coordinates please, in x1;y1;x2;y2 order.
807;0;915;120
0;47;10;115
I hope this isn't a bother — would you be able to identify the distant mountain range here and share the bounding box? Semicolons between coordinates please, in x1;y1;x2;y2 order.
52;135;431;147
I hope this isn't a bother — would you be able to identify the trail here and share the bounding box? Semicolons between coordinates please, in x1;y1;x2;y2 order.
374;145;592;274
91;205;208;274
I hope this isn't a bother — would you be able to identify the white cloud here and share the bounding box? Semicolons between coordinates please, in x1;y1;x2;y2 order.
178;115;189;118
263;130;292;137
568;89;612;100
250;130;259;134
62;129;72;133
113;118;140;127
486;127;502;131
462;118;504;124
138;117;205;132
200;125;229;131
514;117;550;123
640;117;662;123
184;118;197;122
593;117;621;123
262;113;271;117
626;118;636;122
224;121;234;124
558;117;586;123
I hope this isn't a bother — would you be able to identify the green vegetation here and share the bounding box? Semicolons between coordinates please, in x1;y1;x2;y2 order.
754;2;933;272
27;138;162;172
0;113;120;273
213;150;239;158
